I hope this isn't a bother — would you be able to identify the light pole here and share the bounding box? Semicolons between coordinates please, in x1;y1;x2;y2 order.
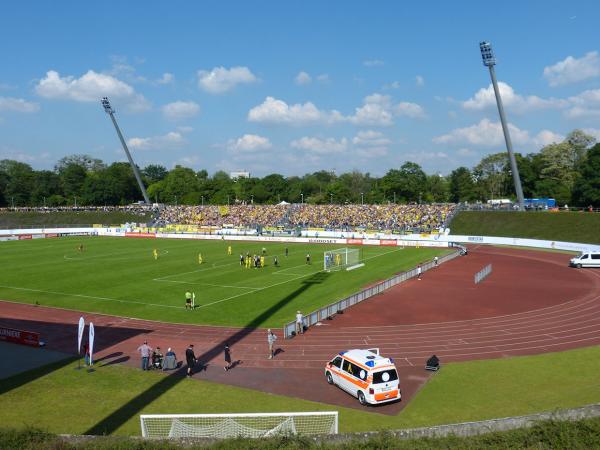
251;195;254;204
479;41;525;210
201;196;204;206
393;192;396;204
74;196;77;207
101;97;151;204
361;192;364;205
174;195;177;206
330;193;333;204
227;195;230;206
11;196;14;209
301;193;304;205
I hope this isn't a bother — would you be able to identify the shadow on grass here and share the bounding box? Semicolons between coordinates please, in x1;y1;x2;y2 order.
0;356;79;396
85;271;330;435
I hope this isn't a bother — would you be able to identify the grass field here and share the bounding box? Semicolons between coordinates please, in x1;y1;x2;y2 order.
0;210;152;228
0;236;448;328
450;211;600;244
2;345;600;436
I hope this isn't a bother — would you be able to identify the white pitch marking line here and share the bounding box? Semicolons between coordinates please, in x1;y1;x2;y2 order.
0;284;181;309
152;279;261;290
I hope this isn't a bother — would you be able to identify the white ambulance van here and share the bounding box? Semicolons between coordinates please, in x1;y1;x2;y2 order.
569;251;600;268
324;348;401;405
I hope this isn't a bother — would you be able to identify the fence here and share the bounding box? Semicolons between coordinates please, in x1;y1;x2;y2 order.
474;264;492;284
284;247;462;338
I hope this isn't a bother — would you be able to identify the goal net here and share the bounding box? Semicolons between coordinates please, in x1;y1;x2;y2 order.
140;412;338;439
324;247;361;271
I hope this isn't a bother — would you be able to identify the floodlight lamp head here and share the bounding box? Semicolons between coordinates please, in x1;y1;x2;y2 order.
101;97;114;114
480;41;496;67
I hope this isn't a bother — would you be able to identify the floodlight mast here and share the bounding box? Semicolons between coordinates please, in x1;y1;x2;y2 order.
479;42;525;211
101;97;151;205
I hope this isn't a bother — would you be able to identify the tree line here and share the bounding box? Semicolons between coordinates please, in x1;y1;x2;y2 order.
1;129;598;207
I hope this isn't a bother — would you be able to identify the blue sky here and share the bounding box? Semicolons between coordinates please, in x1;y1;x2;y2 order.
1;0;599;176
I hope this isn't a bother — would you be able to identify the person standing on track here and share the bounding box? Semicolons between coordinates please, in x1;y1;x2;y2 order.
186;344;197;377
434;256;439;267
223;343;232;371
267;329;277;359
417;264;422;280
295;310;304;335
137;341;153;371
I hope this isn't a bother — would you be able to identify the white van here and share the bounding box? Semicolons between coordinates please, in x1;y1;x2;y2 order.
324;348;401;405
570;251;600;268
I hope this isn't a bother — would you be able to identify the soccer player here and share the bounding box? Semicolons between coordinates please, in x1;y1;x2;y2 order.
228;245;232;256
335;253;341;266
153;249;158;260
285;247;289;257
239;254;244;266
78;244;84;252
260;255;265;268
185;291;193;310
262;247;267;256
198;253;203;265
306;253;311;265
274;255;279;267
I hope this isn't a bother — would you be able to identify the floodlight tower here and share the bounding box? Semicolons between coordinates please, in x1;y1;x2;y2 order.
101;97;151;204
479;41;525;210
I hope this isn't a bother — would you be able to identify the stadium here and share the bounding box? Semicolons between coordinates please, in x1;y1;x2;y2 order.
2;3;600;449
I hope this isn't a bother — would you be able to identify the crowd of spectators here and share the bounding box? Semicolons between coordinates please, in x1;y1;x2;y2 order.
0;205;155;215
155;205;289;228
288;204;456;231
154;203;455;231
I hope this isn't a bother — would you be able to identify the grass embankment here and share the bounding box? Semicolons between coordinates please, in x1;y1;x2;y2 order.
0;211;152;228
450;211;600;245
0;237;447;328
2;345;600;436
3;417;600;449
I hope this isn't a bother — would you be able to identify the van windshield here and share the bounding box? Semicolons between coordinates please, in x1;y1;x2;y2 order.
373;369;398;384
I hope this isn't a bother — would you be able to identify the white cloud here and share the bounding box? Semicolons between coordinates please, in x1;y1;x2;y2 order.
433;118;531;147
35;70;150;111
127;131;185;150
415;75;425;86
352;130;391;147
0;96;40;113
248;96;343;125
457;148;475;156
316;74;330;83
395;101;427;119
433;119;565;151
349;94;394;126
156;73;174;84
363;59;384;67
295;71;312;85
0;146;51;164
227;134;272;152
565;89;600;118
161;100;200;120
197;66;258;94
463;82;566;113
383;81;401;90
543;51;600;86
290;136;347;154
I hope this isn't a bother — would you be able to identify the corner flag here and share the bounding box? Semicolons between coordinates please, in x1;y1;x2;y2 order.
192;292;195;308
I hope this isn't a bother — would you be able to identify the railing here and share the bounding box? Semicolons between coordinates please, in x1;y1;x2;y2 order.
283;248;462;338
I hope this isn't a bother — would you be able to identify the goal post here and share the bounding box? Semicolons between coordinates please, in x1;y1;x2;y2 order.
140;411;338;439
324;247;362;271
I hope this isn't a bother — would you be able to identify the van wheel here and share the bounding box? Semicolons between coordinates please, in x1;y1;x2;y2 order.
577;264;582;269
326;372;333;385
358;391;367;405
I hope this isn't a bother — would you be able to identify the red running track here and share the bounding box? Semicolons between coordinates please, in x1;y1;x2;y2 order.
1;245;599;414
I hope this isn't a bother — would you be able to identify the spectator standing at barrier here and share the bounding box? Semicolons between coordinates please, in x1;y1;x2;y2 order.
295;311;304;335
417;264;422;280
223;343;232;371
434;256;439;267
137;341;153;371
83;343;90;366
186;344;197;377
267;329;277;359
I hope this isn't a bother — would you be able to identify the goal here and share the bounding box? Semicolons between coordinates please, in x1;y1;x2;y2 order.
140;412;338;439
324;247;362;271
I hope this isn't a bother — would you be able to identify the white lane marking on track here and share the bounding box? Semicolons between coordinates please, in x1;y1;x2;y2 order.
0;284;181;309
198;247;404;309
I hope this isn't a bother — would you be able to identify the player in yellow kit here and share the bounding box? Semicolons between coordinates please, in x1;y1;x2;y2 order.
227;245;232;256
260;255;265;268
153;249;158;260
198;253;203;264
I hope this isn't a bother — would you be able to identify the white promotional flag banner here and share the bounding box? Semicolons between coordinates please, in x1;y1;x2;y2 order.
77;317;85;354
89;322;95;365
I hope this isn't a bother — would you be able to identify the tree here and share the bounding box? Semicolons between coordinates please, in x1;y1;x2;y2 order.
449;167;477;203
472;152;510;201
60;163;88;201
0;160;35;206
426;174;449;203
55;154;105;173
142;164;168;184
30;171;62;206
398;162;427;202
572;143;600;207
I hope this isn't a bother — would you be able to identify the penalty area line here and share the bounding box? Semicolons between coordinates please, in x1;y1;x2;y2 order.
0;284;181;310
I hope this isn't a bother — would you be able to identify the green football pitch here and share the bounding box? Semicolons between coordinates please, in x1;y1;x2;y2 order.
0;237;449;328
